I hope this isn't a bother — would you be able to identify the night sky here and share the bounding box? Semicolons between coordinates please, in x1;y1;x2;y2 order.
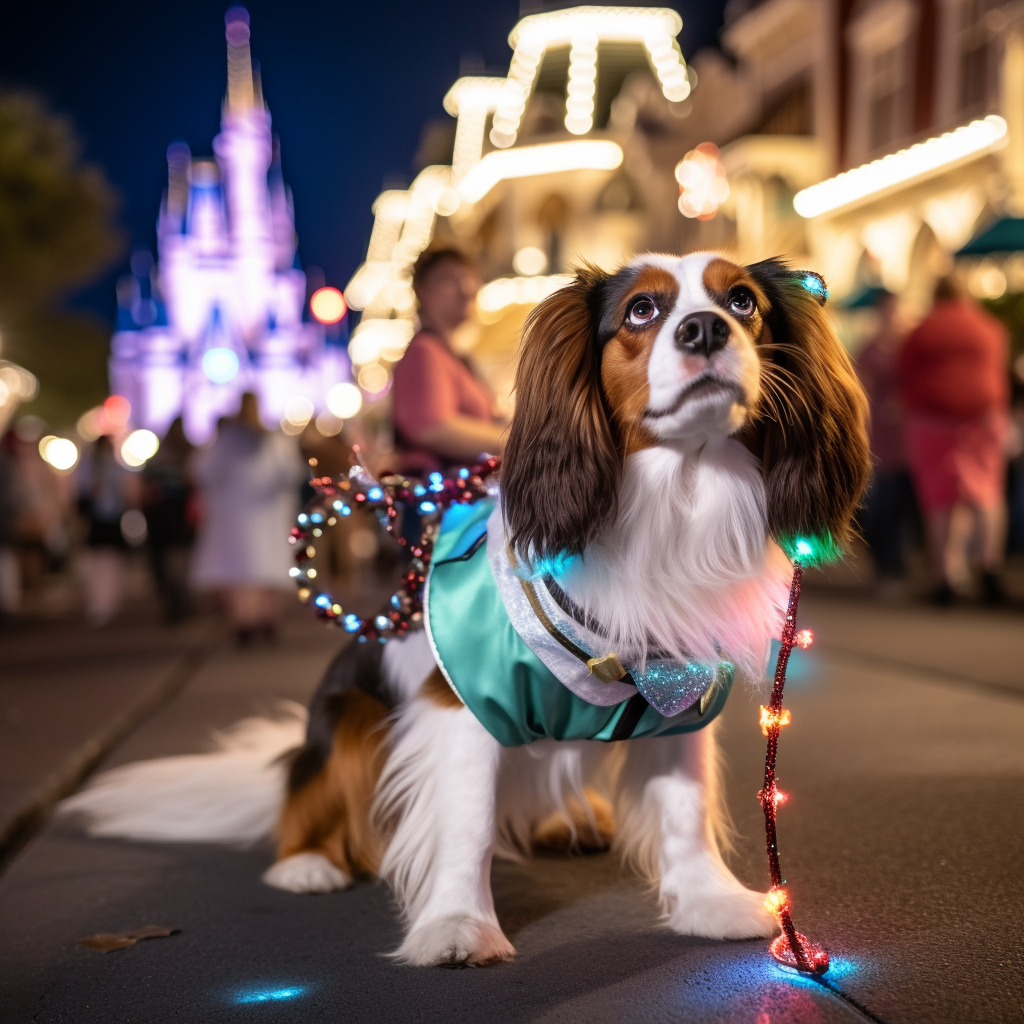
0;1;727;321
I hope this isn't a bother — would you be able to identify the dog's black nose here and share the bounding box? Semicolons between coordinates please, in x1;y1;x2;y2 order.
675;312;730;356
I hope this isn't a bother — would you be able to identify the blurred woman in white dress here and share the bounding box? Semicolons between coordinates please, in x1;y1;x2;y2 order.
191;392;305;643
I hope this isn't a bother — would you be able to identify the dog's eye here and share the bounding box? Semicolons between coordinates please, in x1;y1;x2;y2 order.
627;296;659;326
728;287;755;317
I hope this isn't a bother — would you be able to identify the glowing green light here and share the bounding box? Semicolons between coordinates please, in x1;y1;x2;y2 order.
779;532;840;566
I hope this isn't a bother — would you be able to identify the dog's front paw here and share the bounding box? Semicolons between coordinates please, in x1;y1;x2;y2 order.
262;852;352;893
665;885;776;940
395;915;516;967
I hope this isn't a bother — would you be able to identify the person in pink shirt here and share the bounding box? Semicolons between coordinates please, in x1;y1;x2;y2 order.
392;249;505;477
898;276;1011;604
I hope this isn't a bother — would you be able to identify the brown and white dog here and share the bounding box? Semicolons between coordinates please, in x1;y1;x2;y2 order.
65;252;869;967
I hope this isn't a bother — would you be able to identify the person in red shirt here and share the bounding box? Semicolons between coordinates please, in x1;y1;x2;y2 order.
898;276;1011;603
392;249;505;476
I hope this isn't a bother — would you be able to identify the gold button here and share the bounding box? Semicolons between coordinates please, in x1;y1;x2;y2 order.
586;653;626;683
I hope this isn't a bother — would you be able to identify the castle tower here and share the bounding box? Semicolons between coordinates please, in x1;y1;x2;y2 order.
109;7;348;443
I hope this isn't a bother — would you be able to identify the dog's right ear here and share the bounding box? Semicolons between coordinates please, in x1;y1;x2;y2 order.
501;266;621;566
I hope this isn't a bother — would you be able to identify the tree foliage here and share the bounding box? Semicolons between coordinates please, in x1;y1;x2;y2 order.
0;90;124;316
0;90;124;425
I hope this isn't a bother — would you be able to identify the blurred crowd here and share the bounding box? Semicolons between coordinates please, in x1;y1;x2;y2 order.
0;247;507;639
855;275;1024;605
0;396;311;641
1;250;1021;638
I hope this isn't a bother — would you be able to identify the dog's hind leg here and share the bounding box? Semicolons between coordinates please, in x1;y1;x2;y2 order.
264;688;390;893
377;670;514;966
532;788;615;853
614;723;775;940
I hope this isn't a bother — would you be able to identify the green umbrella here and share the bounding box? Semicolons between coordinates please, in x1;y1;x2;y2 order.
838;285;892;309
956;217;1024;256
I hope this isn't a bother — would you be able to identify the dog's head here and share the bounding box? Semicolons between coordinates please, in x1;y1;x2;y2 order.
501;251;870;564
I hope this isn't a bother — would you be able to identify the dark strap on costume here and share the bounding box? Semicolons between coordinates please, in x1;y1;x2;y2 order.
543;573;675;662
434;530;488;566
610;693;650;741
519;574;651;740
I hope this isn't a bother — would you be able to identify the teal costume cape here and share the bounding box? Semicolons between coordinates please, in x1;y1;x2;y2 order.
424;500;734;748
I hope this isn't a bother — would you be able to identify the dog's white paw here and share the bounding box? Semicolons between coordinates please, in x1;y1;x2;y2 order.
262;852;352;894
395;915;516;967
664;885;776;940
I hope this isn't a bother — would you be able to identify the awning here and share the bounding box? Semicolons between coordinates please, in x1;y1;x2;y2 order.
956;217;1024;256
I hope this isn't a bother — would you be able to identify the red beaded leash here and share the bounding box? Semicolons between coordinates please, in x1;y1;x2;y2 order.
758;562;829;974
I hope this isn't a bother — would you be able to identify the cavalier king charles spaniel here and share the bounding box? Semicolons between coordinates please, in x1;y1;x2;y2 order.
65;252;869;968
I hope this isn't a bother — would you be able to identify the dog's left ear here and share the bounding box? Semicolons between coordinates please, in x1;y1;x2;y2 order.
743;258;870;561
501;265;621;565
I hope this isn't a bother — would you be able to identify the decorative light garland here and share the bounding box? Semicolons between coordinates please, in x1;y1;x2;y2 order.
289;448;500;641
293;449;829;974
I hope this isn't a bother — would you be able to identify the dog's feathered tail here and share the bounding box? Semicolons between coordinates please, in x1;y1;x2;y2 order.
60;702;306;845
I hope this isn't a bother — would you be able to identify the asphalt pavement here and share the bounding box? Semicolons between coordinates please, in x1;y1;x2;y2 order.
0;577;1022;1024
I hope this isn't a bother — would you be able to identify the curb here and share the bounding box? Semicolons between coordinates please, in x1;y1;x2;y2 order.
0;624;223;874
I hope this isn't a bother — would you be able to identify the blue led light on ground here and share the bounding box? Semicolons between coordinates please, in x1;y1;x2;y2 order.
419;501;437;513
234;986;305;1004
344;614;361;632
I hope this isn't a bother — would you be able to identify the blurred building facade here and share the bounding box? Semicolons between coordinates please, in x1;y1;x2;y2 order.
109;11;346;443
343;1;1024;409
343;6;702;406
687;0;1024;312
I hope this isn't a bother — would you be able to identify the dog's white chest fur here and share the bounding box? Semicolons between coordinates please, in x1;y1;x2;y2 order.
556;442;792;682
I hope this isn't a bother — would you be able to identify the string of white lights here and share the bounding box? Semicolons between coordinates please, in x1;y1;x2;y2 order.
794;115;1007;218
459;139;623;204
565;32;599;135
444;77;506;181
490;6;689;149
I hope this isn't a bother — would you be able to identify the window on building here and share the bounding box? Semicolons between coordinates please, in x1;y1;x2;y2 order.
868;43;908;152
956;0;1002;112
846;0;917;163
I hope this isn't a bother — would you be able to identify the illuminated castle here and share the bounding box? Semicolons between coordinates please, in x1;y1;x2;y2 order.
109;8;347;442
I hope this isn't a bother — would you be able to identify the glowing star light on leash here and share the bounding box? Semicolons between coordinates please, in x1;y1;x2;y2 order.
757;543;829;975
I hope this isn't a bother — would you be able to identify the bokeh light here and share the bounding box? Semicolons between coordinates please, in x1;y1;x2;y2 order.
309;287;347;324
357;363;389;395
282;395;314;434
675;143;729;220
39;436;79;472
103;395;132;432
120;509;148;546
0;363;38;403
512;246;548;276
76;407;106;442
315;411;344;436
202;347;241;383
325;382;362;419
121;429;160;468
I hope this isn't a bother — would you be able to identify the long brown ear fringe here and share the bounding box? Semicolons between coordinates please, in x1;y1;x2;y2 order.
743;258;871;555
501;265;621;563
